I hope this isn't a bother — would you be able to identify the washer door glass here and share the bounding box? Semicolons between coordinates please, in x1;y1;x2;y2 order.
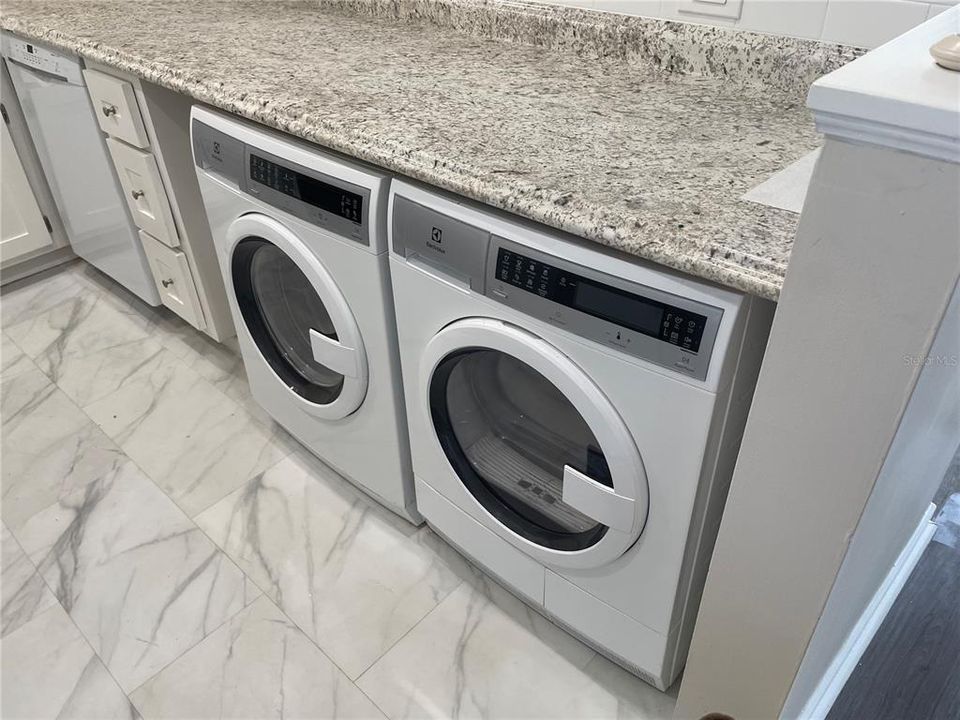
430;349;612;551
232;237;344;404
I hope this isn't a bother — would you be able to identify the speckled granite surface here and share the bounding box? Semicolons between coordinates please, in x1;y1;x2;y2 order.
0;0;860;299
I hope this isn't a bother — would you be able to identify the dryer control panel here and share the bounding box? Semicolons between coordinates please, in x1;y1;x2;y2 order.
391;193;723;381
486;237;723;381
494;247;709;354
192;119;372;245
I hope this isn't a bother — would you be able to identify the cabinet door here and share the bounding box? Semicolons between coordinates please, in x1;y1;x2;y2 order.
1;120;52;263
106;137;179;247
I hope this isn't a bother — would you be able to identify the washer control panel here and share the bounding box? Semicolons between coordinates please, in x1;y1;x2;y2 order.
486;238;723;380
192;119;371;245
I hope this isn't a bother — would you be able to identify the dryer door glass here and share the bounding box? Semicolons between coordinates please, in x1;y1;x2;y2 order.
430;349;611;551
232;237;344;404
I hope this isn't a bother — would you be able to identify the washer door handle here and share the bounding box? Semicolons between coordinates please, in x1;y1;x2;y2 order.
309;329;360;378
561;465;635;531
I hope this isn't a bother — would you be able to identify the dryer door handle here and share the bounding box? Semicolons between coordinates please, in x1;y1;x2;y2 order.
561;465;635;532
309;329;361;378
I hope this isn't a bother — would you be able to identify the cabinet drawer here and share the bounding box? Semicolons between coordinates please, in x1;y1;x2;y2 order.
140;231;205;330
107;138;179;247
83;69;150;148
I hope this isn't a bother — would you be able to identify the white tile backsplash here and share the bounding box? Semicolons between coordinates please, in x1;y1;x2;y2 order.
739;0;831;40
546;0;951;47
820;0;931;47
593;1;664;17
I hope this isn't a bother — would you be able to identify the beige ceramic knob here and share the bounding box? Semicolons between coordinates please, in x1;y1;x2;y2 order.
930;34;960;71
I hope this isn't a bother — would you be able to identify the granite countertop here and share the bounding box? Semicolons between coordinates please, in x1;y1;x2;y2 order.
0;0;860;299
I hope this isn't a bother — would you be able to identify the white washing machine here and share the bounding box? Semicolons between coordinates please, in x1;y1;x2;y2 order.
191;107;419;524
388;180;774;689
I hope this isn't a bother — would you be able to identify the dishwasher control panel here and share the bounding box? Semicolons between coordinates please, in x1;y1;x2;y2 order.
2;36;82;84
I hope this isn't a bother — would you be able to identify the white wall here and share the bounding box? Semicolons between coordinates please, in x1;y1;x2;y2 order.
781;277;960;719
543;0;958;47
672;137;960;719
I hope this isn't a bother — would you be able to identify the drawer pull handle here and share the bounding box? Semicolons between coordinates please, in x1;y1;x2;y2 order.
161;279;174;288
102;104;118;117
131;189;145;200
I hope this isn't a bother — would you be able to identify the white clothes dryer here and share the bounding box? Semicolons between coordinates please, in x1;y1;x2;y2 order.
192;107;418;523
388;180;774;688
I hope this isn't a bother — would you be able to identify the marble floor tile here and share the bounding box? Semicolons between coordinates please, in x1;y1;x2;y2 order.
5;282;159;396
0;262;88;327
1;331;35;379
170;329;249;400
1;523;57;638
1;602;140;720
82;345;291;517
196;450;469;679
145;314;283;428
578;655;680;719
130;595;386;719
152;321;275;425
51;336;168;409
357;574;677;719
14;458;257;693
1;367;126;532
67;261;162;325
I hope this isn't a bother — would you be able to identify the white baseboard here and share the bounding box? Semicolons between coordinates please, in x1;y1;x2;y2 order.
792;502;938;720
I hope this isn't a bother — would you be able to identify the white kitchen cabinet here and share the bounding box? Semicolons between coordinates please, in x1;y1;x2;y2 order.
85;60;234;341
0;58;72;283
0;118;52;262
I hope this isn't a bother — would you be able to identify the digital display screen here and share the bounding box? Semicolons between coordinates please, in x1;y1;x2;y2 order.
495;248;708;353
574;280;664;337
250;154;363;224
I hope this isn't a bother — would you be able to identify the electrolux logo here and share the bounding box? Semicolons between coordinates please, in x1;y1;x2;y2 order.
206;138;224;166
427;226;446;254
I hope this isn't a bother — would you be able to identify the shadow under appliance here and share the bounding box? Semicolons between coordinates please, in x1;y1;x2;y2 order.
191;107;418;523
388;180;774;689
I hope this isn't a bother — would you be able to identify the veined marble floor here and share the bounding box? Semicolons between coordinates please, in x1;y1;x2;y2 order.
0;261;678;720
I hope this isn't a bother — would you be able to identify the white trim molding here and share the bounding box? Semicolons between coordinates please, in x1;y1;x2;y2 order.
808;6;960;163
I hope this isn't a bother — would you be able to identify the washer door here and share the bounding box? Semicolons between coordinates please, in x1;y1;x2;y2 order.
422;318;648;569
226;214;367;420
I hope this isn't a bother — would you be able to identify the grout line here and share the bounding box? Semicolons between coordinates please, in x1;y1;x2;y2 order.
123;588;266;710
20;526;140;712
351;672;396;720
1;321;269;708
7;263;464;719
13;431;264;706
353;573;471;685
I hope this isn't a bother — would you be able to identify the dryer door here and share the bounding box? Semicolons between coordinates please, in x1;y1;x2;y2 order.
226;213;368;420
422;318;648;569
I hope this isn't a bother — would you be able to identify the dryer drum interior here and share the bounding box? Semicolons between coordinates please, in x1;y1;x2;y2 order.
232;236;344;404
430;347;612;552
